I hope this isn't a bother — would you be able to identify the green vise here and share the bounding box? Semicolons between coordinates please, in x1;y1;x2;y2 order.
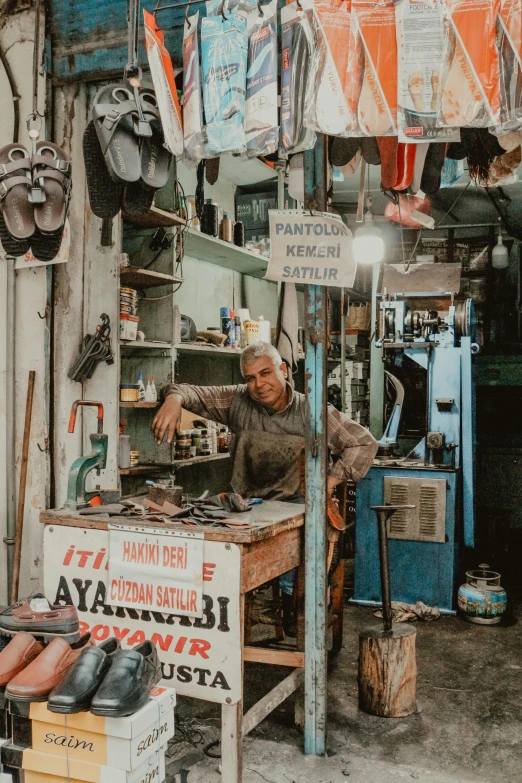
65;401;108;511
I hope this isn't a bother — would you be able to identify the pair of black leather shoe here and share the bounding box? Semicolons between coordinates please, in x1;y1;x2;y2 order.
47;638;161;717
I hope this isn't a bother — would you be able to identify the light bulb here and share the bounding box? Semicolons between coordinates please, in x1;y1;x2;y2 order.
492;231;509;269
353;212;384;265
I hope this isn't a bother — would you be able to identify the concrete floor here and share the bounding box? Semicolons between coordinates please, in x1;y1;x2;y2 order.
167;602;522;783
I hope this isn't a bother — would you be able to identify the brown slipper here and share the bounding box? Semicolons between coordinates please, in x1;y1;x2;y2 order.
32;141;71;235
0;143;34;242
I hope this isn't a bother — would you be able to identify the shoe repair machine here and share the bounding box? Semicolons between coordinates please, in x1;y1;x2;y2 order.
354;263;477;612
64;401;108;511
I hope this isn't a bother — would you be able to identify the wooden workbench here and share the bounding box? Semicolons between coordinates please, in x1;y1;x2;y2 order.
41;501;306;783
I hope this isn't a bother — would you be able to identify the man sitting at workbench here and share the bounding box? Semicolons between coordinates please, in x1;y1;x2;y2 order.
152;342;377;635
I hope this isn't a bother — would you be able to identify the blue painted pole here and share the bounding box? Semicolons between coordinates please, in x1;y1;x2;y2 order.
303;138;328;756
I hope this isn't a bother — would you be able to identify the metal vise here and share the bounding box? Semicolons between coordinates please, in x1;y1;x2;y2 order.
65;401;108;511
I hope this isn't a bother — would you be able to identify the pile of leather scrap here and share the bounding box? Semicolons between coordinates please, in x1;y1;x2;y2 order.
374;600;441;623
144;491;255;529
78;493;257;529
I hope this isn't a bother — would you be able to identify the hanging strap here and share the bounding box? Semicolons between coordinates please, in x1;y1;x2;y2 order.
124;0;152;138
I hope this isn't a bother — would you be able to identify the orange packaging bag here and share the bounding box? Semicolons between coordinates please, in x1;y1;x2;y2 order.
305;0;359;136
439;0;501;128
352;0;398;136
496;0;522;129
143;9;184;156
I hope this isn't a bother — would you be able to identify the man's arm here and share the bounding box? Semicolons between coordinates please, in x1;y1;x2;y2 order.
326;405;378;493
152;384;243;444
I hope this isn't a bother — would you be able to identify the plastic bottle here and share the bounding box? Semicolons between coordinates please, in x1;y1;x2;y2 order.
151;377;157;402
137;370;146;402
145;377;154;402
235;316;241;349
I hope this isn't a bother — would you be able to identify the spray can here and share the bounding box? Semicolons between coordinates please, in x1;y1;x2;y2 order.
220;307;235;347
235;316;241;349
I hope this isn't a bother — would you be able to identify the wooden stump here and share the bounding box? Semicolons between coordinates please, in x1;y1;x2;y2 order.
358;624;417;717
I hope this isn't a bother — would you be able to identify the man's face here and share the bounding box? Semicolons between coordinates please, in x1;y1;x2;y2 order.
243;355;288;409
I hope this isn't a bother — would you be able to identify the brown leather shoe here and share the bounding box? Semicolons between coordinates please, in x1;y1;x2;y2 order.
6;633;94;702
0;632;44;686
0;594;80;643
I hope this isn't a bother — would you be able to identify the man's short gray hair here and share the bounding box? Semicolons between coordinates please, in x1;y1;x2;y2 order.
240;341;283;377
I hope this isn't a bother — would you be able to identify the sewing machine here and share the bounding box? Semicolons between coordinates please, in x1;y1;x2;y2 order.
354;264;477;612
64;400;108;511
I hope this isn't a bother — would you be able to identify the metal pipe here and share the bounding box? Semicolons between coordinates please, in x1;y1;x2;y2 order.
375;509;393;632
340;289;347;414
303;135;328;758
5;258;16;596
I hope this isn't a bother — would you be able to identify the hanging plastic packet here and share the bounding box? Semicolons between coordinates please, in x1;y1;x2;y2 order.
201;11;248;155
495;0;522;131
438;0;501;128
304;0;360;137
143;10;183;157
352;0;398;137
183;12;206;165
395;0;460;144
244;0;278;157
280;0;316;156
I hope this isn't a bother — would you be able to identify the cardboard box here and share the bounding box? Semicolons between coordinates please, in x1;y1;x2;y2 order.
22;748;165;783
120;314;139;342
29;688;174;771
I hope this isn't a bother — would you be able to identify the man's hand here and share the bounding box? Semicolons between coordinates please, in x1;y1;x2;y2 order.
327;475;342;498
151;394;183;444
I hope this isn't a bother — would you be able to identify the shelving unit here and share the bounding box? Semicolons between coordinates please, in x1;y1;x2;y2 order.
119;453;230;476
120;267;183;289
174;343;242;358
172;453;230;468
120;341;172;350
119;401;160;409
123;205;187;230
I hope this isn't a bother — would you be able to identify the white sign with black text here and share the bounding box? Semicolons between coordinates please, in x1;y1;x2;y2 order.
266;210;356;287
43;525;242;704
108;525;204;618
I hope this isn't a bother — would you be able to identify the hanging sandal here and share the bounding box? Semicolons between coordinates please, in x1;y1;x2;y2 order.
0;144;34;254
83;120;123;219
31;229;64;263
92;82;149;185
138;89;172;191
32;141;71;235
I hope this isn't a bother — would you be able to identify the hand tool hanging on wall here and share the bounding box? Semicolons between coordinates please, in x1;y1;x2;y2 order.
68;314;114;383
11;371;36;603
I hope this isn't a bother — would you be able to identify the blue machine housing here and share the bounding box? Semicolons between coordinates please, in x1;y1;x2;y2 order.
354;278;476;613
355;465;459;612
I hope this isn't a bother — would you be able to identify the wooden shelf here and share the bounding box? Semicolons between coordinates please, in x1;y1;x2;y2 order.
184;229;270;280
123;206;187;229
172;453;230;468
119;453;230;476
120;341;172;350
119;401;160;408
120;464;168;476
174;343;242;357
120;267;183;289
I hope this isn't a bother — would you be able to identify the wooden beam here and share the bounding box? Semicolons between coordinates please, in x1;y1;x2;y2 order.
241;527;301;592
243;670;304;737
221;701;243;783
243;647;304;668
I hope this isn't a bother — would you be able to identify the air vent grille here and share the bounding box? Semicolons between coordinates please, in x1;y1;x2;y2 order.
383;477;446;543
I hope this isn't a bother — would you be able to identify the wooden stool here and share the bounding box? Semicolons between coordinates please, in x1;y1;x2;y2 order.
358;505;417;718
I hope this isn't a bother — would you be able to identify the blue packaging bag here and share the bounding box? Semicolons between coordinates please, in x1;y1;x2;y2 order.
201;13;248;155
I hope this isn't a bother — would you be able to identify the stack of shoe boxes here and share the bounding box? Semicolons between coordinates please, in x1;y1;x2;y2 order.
0;690;11;783
0;687;175;783
327;360;370;426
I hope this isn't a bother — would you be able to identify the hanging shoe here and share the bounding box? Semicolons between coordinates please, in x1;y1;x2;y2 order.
91;82;144;185
0;144;35;254
90;640;161;717
6;633;95;703
83;120;123;219
0;594;80;643
47;637;121;714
